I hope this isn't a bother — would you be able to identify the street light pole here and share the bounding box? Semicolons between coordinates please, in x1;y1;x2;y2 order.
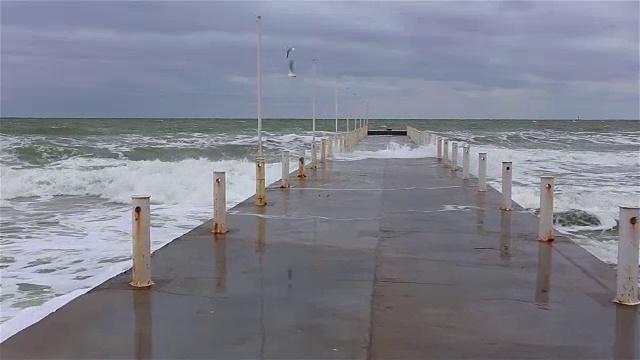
256;15;263;157
310;59;318;169
334;77;339;134
255;15;266;206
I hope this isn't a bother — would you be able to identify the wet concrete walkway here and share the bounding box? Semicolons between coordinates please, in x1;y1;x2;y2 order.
1;136;638;359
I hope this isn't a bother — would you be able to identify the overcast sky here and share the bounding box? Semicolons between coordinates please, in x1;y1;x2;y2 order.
1;1;638;119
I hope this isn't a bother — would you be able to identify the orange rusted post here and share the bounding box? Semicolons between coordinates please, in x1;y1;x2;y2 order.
538;176;554;241
255;157;266;206
212;172;228;234
297;149;306;178
614;206;639;305
131;195;154;287
500;161;513;211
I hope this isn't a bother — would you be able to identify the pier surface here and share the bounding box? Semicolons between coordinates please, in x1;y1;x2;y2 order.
1;136;638;359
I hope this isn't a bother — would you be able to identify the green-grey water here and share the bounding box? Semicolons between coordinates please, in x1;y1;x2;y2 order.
0;117;638;330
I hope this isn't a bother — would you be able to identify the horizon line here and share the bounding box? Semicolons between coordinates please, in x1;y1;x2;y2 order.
1;117;638;121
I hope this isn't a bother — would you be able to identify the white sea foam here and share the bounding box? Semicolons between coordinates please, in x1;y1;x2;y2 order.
0;156;286;342
333;138;639;266
1;132;638;342
333;141;437;160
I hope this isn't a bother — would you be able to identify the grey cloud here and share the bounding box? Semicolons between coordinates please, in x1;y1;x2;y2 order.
1;1;638;119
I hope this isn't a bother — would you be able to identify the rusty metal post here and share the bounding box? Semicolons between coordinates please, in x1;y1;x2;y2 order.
212;172;228;234
280;151;290;188
437;137;442;161
255;157;266;205
478;153;487;192
297;149;306;178
451;143;459;171
310;142;317;169
443;139;449;167
614;206;640;305
131;195;154;287
462;145;470;180
321;139;326;163
538;176;554;241
500;161;512;210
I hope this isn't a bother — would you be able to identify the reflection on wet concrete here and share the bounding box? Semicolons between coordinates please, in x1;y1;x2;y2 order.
499;210;511;260
214;237;227;293
476;192;486;232
535;242;552;308
255;206;266;258
614;304;638;360
255;205;267;358
133;289;152;360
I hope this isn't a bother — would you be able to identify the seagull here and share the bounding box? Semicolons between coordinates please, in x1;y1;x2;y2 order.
286;47;295;59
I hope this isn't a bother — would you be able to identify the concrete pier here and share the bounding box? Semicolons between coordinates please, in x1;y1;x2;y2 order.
1;136;637;359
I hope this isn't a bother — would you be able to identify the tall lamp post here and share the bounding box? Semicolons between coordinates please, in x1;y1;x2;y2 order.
310;59;318;169
255;15;266;206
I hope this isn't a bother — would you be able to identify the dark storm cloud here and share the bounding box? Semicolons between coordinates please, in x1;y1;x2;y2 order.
1;1;638;119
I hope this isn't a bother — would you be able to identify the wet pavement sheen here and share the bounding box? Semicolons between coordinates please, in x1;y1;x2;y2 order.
1;136;638;359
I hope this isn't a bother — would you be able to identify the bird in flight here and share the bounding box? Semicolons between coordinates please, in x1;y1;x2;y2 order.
286;47;295;59
286;47;297;77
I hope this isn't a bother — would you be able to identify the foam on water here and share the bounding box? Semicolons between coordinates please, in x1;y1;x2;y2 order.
1;128;638;342
333;142;437;161
332;138;639;265
0;156;285;341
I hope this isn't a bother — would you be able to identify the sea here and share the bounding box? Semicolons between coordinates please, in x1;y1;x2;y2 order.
1;117;639;340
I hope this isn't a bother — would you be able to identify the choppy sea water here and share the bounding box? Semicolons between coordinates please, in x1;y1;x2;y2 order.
1;118;638;340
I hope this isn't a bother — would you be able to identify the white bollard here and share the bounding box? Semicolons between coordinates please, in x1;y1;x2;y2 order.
280;151;290;188
327;137;333;158
297;149;306;178
443;139;449;167
478;153;487;192
500;161;512;210
614;206;640;305
131;195;154;287
311;142;317;169
462;145;470;180
213;172;228;234
451;143;459;171
256;157;266;205
538;176;554;241
321;139;326;163
437;137;442;161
